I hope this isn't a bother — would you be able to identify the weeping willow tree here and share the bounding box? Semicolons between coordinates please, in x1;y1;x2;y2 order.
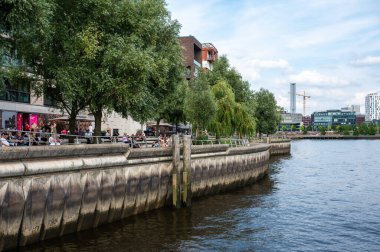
234;103;256;138
210;80;235;138
210;80;256;139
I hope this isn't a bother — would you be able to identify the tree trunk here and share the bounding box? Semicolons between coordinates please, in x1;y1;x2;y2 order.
68;114;77;144
155;118;160;137
94;107;102;144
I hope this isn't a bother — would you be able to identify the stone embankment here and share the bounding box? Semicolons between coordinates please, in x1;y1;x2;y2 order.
0;138;290;251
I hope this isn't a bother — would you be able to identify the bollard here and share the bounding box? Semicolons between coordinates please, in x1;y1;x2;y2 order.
172;135;181;208
182;135;192;207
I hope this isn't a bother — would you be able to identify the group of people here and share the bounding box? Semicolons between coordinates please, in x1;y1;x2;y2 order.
122;133;141;148
0;128;62;147
152;135;172;148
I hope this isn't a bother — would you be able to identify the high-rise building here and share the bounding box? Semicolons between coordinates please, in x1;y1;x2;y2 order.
365;93;380;121
290;83;296;114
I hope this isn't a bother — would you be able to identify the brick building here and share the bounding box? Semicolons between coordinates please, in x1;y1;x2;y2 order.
179;36;203;80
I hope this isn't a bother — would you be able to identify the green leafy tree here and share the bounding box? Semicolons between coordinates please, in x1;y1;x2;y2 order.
253;88;281;137
184;77;217;137
281;125;287;132
318;126;326;135
191;56;255;138
203;55;251;103
208;80;254;138
154;80;187;136
210;80;235;138
335;125;341;134
1;0;183;142
300;125;307;134
353;126;359;136
233;102;256;138
368;123;376;135
358;124;369;135
343;125;351;135
291;124;296;132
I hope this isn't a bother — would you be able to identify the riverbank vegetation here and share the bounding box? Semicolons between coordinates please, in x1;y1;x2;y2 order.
1;0;280;141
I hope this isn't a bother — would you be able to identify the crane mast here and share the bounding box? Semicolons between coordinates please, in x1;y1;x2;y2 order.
296;91;311;115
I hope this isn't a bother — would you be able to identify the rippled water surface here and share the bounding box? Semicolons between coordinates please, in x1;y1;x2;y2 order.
23;140;380;252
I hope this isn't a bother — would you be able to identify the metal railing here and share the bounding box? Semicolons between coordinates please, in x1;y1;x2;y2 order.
191;138;250;147
1;129;290;148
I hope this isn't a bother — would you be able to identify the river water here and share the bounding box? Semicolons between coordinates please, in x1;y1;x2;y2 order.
23;140;380;252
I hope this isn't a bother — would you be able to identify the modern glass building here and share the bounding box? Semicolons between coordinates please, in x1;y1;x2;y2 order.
312;110;356;128
365;93;380;121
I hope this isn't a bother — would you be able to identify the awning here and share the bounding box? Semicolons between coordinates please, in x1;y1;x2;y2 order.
49;115;95;122
147;122;174;127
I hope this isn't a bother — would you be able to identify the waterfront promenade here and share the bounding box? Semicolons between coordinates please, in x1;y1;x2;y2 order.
0;137;290;250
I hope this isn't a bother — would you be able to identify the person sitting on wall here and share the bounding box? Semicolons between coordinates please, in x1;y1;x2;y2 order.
55;135;61;145
13;131;25;146
152;141;160;148
1;133;11;147
49;134;56;145
122;133;130;144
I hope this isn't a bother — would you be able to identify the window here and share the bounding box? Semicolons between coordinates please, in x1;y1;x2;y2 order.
0;78;30;103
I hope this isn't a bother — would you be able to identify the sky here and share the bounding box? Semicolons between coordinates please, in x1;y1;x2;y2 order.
166;0;380;115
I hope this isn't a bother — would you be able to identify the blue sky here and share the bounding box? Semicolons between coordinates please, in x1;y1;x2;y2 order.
166;0;380;115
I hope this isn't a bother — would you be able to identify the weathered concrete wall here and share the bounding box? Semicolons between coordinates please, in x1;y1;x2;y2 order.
0;142;284;250
270;139;291;155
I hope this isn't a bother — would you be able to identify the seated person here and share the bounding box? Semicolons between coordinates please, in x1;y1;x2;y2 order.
55;135;61;145
152;141;160;148
13;131;25;146
1;133;11;147
49;135;56;145
122;133;130;144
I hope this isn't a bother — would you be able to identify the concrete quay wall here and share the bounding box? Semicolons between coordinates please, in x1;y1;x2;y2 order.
270;139;291;155
0;142;289;250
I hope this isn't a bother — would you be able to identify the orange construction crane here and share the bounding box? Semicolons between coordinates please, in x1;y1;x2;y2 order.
296;91;311;115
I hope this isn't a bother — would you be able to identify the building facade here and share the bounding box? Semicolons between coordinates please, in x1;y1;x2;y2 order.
280;112;303;130
312;110;356;128
365;93;380;121
302;116;311;127
178;36;203;80
201;43;218;71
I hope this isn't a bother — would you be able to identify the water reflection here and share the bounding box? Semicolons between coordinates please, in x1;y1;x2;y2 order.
20;176;274;252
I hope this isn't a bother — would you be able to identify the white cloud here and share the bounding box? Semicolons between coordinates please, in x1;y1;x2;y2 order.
289;70;349;86
250;59;290;69
167;0;380;113
350;56;380;66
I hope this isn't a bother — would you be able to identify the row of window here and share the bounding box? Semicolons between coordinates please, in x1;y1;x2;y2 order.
0;79;57;106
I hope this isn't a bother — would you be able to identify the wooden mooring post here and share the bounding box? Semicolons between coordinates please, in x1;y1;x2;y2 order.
182;135;192;207
172;135;181;208
172;135;192;208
